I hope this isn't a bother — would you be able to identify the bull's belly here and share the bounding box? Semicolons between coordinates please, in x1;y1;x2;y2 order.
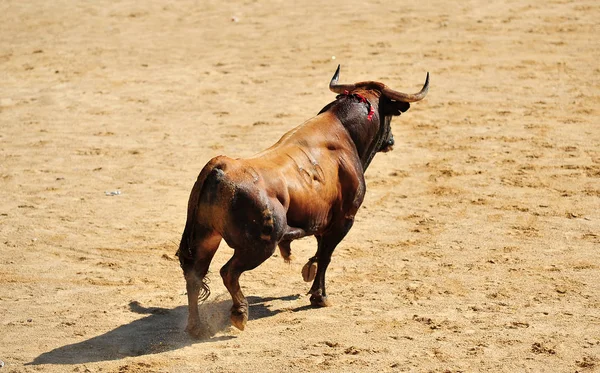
285;193;336;234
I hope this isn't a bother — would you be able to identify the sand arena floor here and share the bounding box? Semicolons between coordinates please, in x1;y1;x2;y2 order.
1;0;599;371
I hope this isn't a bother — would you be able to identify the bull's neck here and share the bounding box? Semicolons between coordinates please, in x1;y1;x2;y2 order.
326;97;383;171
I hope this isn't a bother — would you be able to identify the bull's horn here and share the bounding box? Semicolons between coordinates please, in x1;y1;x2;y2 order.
329;65;357;94
382;72;429;102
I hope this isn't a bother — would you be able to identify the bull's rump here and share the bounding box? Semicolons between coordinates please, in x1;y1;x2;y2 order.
193;158;281;249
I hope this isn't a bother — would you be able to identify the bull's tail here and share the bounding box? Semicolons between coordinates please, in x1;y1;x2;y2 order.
196;276;211;303
177;159;233;303
177;223;213;303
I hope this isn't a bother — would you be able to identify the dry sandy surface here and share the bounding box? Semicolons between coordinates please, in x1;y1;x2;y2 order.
1;0;599;372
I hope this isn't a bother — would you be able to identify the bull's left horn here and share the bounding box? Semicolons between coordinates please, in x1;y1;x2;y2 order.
382;72;429;102
329;65;357;94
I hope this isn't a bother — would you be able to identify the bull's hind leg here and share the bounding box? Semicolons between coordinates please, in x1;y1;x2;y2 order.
178;229;221;337
308;217;354;307
220;244;275;330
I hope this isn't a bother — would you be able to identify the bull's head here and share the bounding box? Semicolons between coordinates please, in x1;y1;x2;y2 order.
328;65;429;168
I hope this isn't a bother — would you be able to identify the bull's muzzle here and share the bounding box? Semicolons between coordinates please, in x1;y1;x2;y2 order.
380;136;395;152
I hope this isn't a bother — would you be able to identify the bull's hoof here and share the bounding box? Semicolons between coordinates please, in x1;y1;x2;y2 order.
283;254;294;264
309;294;331;307
230;309;248;331
185;322;202;338
302;261;317;282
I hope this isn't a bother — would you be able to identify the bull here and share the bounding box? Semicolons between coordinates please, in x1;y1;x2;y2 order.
177;65;429;335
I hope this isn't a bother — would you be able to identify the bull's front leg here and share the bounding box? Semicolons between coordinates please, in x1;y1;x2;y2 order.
308;217;354;307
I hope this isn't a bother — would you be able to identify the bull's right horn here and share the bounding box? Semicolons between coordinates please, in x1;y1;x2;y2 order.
382;72;429;102
329;65;357;94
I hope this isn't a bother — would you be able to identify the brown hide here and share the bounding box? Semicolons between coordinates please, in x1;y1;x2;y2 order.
177;66;428;334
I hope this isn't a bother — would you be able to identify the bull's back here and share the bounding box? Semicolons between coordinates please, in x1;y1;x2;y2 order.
193;112;361;242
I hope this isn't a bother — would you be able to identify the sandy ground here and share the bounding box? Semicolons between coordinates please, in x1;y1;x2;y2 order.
1;0;599;372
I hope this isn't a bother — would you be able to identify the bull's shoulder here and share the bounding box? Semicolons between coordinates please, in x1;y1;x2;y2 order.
336;149;366;213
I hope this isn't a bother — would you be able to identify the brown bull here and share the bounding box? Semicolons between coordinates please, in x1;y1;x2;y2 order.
177;65;429;335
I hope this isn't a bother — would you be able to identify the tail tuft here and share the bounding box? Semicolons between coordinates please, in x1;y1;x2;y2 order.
198;276;211;303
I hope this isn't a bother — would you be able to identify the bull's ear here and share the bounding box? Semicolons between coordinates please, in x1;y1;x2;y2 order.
396;101;411;113
382;98;411;116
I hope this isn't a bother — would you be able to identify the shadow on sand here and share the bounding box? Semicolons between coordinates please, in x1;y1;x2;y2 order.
27;294;302;365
